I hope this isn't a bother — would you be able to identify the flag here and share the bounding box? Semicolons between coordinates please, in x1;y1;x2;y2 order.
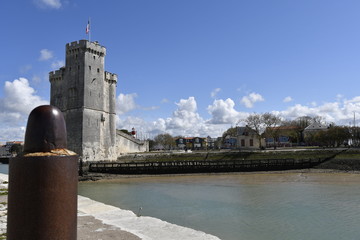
86;20;90;34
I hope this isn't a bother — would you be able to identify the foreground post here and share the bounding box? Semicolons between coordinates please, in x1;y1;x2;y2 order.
7;105;78;240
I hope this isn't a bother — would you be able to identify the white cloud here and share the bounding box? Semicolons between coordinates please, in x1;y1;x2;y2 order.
211;88;221;98
283;96;293;103
344;96;360;104
132;97;238;138
51;60;64;69
3;78;48;115
207;98;244;124
112;94;360;139
240;92;265;108
116;93;138;115
34;0;62;9
0;125;26;143
166;97;203;130
0;78;48;141
278;96;360;126
39;49;53;61
145;97;208;137
4;77;358;141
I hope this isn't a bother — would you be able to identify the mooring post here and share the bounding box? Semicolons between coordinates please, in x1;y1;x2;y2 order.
7;105;78;240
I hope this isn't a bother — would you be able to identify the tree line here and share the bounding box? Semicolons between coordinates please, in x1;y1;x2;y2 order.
150;113;360;150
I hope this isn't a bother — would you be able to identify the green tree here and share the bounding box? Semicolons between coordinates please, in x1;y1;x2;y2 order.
119;129;131;135
10;144;23;156
326;125;351;147
282;116;325;145
222;127;237;139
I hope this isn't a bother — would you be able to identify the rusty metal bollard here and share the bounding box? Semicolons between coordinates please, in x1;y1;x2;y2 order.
7;105;78;240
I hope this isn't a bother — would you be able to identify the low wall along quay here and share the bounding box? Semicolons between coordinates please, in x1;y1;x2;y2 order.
89;158;326;174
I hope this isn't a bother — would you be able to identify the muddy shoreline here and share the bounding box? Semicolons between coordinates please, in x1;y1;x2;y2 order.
79;149;360;181
79;168;360;182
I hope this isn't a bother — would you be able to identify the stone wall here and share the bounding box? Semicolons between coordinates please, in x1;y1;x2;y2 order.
116;131;149;156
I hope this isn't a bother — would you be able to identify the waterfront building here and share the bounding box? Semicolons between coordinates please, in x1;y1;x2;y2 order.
175;137;207;150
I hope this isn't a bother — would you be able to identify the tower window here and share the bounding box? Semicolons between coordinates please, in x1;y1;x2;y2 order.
93;56;96;60
89;66;91;71
97;68;100;73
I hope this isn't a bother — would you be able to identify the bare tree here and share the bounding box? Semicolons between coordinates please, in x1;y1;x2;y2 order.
244;113;265;149
263;113;282;149
154;133;175;150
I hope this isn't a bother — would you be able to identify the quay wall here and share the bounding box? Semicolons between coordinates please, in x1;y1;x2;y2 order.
116;131;149;156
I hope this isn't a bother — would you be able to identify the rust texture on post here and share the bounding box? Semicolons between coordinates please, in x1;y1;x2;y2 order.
7;105;78;240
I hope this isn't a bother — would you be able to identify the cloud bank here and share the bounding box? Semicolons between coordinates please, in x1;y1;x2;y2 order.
0;78;48;142
3;78;360;141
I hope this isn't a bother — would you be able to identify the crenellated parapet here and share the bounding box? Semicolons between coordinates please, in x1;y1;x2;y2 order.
105;71;117;84
49;67;65;83
66;40;106;57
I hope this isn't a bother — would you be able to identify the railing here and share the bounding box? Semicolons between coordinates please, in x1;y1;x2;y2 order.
89;158;324;174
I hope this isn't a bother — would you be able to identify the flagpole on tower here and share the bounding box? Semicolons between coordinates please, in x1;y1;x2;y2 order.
86;18;91;42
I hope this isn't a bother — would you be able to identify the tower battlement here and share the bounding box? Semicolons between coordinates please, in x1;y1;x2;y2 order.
49;67;65;82
66;40;106;57
105;71;118;83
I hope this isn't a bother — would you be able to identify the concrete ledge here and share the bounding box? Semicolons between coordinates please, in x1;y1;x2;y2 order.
78;196;220;240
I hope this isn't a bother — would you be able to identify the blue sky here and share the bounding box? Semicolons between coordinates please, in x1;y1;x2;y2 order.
1;0;360;142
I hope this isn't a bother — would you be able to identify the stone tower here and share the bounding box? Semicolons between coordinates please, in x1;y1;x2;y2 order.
49;40;117;161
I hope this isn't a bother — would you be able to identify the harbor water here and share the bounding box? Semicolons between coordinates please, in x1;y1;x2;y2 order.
2;163;360;239
78;172;360;240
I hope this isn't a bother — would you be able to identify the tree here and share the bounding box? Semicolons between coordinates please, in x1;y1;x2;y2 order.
153;133;176;150
350;127;360;147
10;144;23;156
279;120;302;144
222;127;237;139
315;125;351;147
148;139;156;150
244;113;265;149
282;116;325;145
119;129;131;135
262;113;282;149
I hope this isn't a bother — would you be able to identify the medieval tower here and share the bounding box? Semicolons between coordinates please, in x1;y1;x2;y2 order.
49;40;118;161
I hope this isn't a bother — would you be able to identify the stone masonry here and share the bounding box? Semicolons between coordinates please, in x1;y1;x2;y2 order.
50;40;148;162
